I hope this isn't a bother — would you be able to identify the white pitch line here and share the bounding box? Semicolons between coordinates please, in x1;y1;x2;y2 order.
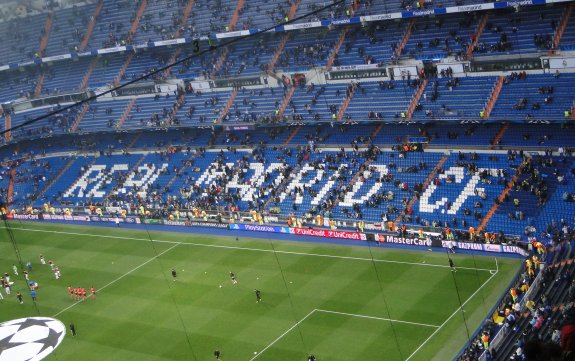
250;309;317;361
1;226;496;272
52;242;181;317
404;258;500;361
316;309;440;328
251;308;440;360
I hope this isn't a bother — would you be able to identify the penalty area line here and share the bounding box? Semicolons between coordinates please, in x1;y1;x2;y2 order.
249;309;316;361
52;242;181;318
251;308;441;360
1;226;496;272
315;309;440;328
404;261;499;361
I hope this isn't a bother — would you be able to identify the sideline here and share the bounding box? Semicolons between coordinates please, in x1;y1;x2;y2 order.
249;308;440;361
2;225;497;272
2;219;526;259
404;258;500;361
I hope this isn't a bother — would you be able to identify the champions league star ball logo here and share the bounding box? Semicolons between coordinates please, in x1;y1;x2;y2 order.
0;317;66;361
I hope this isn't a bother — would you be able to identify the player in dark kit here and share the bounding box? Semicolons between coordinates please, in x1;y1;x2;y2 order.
171;269;177;281
230;272;237;285
308;355;316;361
255;289;261;303
449;257;456;272
214;350;221;359
70;323;76;336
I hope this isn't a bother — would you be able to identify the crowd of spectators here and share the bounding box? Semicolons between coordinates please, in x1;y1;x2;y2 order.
459;231;575;361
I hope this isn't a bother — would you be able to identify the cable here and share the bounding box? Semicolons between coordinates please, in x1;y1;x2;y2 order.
365;239;405;361
0;216;65;361
446;251;472;344
265;235;309;355
0;0;347;138
469;250;488;314
140;216;199;361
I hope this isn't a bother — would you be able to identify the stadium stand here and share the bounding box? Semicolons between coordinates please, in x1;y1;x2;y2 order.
2;1;575;360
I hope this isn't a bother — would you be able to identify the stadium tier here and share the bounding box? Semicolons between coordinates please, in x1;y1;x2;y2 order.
2;0;575;361
2;125;574;244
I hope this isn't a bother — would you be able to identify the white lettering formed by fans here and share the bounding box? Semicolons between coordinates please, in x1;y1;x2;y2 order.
340;165;388;207
281;165;324;204
310;165;347;205
64;164;128;198
419;167;502;215
119;163;168;197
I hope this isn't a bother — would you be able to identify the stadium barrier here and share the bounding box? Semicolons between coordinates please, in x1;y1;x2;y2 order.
6;210;529;256
476;266;545;361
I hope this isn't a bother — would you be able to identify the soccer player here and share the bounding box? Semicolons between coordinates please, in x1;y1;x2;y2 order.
68;286;74;299
81;288;87;300
255;289;261;303
3;279;11;295
31;289;37;302
74;288;80;301
26;261;32;271
230;272;237;285
12;264;18;276
39;255;46;265
23;270;29;281
308;355;316;361
28;281;38;290
171;269;177;281
70;323;76;336
16;292;23;304
91;286;96;299
449;257;457;272
214;350;221;359
447;240;456;254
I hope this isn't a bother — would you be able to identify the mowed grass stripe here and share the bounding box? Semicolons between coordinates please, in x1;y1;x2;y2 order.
0;223;520;361
1;223;497;271
54;242;180;317
253;310;435;361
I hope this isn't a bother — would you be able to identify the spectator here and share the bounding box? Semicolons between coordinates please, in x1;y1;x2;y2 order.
561;308;575;355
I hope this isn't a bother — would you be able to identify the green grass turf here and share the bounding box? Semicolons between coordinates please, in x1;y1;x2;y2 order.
0;221;522;361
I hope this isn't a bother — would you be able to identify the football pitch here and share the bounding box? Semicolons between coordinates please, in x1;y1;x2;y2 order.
0;221;521;361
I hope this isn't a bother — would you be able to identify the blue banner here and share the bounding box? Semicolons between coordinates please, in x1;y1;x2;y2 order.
229;223;290;233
